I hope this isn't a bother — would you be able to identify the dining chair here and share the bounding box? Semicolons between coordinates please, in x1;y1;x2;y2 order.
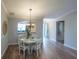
18;36;30;57
31;38;42;56
36;39;42;56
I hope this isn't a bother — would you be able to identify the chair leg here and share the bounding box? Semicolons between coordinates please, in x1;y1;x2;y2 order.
39;48;41;54
19;47;20;55
27;48;29;54
37;49;39;56
23;50;25;59
31;48;33;54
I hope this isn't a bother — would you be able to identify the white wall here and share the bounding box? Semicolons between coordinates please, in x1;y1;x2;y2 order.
1;2;9;57
8;17;43;44
45;11;77;50
45;18;56;41
57;11;77;50
48;21;56;42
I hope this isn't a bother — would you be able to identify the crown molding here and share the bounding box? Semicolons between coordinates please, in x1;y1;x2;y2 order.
56;9;77;20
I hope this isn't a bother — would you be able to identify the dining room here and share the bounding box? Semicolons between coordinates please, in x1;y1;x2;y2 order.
1;0;77;59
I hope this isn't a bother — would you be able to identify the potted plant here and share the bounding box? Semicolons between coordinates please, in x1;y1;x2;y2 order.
26;27;32;39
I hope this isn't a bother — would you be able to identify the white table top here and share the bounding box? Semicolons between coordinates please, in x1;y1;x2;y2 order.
20;38;37;44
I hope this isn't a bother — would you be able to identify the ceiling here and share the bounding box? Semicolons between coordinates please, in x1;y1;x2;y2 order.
3;0;77;19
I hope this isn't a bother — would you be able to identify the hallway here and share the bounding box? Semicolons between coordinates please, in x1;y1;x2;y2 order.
2;38;77;59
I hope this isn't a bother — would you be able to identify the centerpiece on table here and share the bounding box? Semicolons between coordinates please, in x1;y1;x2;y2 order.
26;26;32;39
26;8;34;39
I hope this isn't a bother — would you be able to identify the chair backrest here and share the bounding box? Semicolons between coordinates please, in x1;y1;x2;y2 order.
36;38;43;49
18;39;24;47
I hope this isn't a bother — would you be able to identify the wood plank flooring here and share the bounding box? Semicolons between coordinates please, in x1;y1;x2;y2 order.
2;38;77;59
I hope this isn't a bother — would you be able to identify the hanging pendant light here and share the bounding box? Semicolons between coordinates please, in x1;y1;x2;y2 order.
29;8;32;31
26;8;32;39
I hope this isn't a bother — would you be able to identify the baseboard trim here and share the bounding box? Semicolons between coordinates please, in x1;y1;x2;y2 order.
2;43;18;58
1;46;8;58
64;44;77;51
8;43;18;46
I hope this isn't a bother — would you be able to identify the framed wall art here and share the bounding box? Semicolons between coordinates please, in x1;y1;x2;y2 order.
3;21;7;35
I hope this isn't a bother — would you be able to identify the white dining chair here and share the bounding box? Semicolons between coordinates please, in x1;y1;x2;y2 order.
36;39;42;56
31;38;42;56
18;37;30;57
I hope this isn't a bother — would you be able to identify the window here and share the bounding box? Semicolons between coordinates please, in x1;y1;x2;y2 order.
17;23;26;32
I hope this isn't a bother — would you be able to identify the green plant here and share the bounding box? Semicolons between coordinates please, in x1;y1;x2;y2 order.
26;28;31;39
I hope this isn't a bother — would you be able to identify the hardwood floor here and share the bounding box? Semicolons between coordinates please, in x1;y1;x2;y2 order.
2;38;77;59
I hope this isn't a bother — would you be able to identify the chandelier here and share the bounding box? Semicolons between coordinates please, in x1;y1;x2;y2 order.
26;8;32;39
29;8;32;31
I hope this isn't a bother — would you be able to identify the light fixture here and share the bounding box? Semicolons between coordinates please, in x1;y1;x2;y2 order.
25;8;32;39
29;8;32;31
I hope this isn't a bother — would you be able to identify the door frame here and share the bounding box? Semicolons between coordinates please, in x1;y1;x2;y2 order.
56;21;64;44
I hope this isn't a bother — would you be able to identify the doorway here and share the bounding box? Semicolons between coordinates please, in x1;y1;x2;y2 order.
56;21;64;44
43;21;49;39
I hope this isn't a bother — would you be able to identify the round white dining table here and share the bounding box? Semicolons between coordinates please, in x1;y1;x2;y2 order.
21;38;36;43
20;38;37;54
19;38;42;54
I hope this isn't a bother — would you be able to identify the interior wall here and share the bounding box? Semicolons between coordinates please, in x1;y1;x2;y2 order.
43;21;49;39
1;3;8;57
57;11;77;50
8;17;43;44
45;10;77;50
48;21;56;41
43;19;56;42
